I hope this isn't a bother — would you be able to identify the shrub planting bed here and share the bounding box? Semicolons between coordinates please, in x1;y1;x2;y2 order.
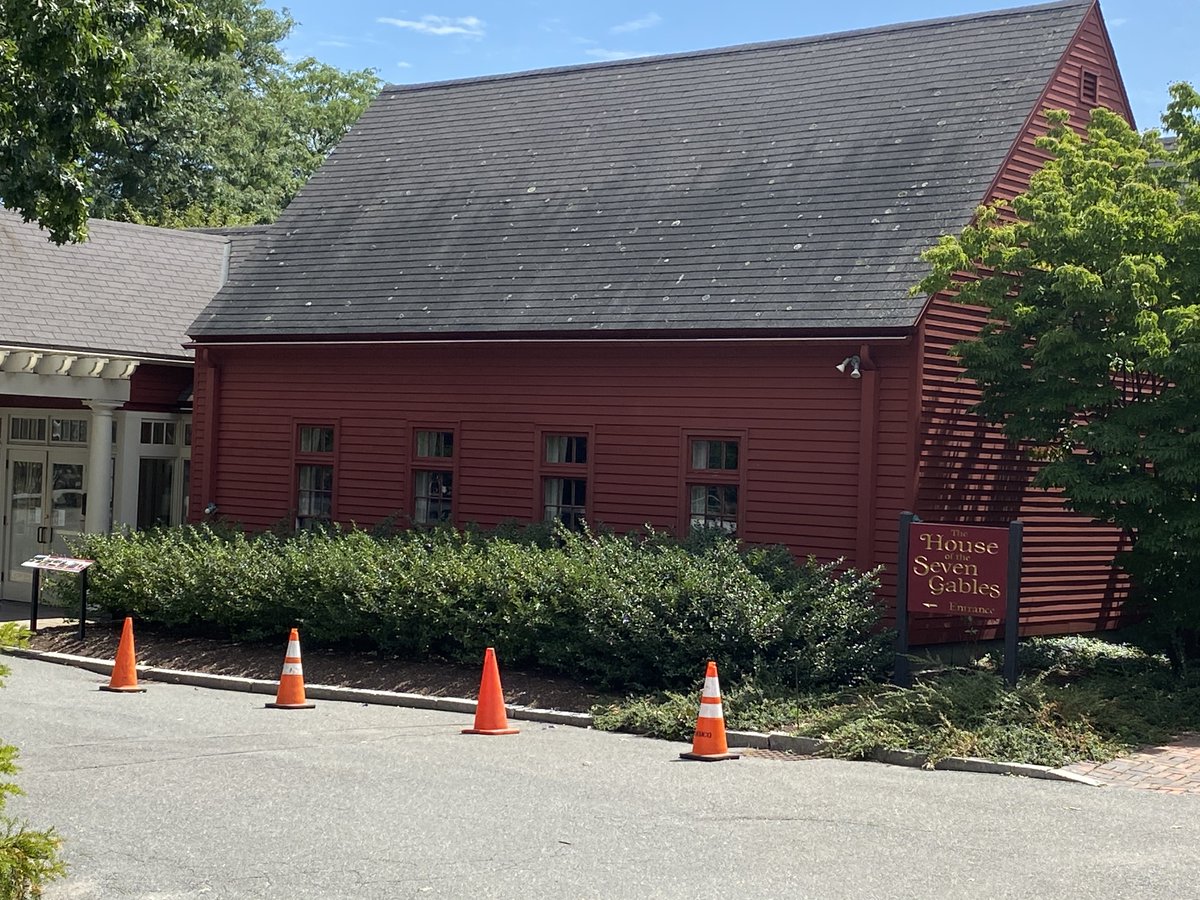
64;523;890;693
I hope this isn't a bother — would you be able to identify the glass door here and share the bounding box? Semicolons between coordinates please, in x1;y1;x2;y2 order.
5;453;45;600
3;450;86;601
48;459;86;556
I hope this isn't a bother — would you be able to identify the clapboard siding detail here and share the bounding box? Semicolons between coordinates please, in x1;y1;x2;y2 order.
913;3;1132;643
191;340;910;569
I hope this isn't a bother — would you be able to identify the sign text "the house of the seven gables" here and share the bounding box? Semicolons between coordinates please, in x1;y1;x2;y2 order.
906;523;1009;617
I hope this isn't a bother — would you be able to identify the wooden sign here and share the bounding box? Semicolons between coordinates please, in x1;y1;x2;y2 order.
906;523;1008;617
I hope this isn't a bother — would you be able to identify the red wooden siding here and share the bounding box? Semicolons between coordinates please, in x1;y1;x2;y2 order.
0;395;83;410
988;4;1133;203
190;340;913;572
127;363;193;412
914;4;1132;643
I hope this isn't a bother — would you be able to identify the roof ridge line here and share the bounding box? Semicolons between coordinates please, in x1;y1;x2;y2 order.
380;0;1092;95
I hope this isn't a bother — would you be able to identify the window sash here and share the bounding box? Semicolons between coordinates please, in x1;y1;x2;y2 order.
416;430;454;458
140;420;177;446
691;439;738;471
689;484;738;533
545;434;587;465
414;469;453;523
10;417;47;443
297;464;334;526
299;425;334;454
544;477;587;530
49;418;88;444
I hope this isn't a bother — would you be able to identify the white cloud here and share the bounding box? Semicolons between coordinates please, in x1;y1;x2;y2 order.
1109;16;1128;27
319;39;351;48
396;61;413;69
377;15;485;38
585;48;651;61
611;13;661;34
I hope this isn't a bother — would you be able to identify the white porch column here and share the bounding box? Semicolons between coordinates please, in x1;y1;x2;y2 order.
84;400;123;533
111;410;141;529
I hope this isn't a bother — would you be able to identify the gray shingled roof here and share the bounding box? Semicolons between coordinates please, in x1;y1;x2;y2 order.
1;211;230;360
192;0;1092;340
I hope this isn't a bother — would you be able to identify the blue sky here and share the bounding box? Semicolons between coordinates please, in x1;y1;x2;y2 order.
266;0;1197;130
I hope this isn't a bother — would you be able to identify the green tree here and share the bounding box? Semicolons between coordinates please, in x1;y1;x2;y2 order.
917;86;1200;660
0;0;235;243
0;623;67;898
87;0;381;228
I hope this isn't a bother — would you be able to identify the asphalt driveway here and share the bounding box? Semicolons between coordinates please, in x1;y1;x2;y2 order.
4;656;1197;899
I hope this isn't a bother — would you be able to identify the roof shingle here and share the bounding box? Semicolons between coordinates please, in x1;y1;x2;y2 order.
191;0;1092;340
1;212;230;359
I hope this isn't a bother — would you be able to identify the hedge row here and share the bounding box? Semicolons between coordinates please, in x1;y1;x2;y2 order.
64;524;891;691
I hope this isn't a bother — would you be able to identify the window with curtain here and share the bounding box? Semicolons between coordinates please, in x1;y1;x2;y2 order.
542;433;588;530
687;436;741;534
295;424;335;528
414;429;456;524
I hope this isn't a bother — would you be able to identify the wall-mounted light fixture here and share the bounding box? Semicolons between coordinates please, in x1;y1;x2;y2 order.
836;355;862;379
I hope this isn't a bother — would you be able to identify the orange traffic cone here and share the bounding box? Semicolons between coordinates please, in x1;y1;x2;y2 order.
100;616;146;693
462;647;519;735
266;628;316;709
680;661;739;761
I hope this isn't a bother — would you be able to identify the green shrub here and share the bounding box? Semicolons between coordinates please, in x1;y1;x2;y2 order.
1013;635;1166;677
592;680;824;741
593;668;1135;766
67;523;890;693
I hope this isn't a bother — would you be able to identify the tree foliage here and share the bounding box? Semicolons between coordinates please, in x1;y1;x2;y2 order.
0;0;380;242
0;0;235;243
917;85;1200;649
87;0;381;228
0;624;67;899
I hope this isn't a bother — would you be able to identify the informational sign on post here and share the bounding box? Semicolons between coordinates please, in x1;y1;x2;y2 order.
22;555;93;574
905;523;1009;618
894;514;1023;687
22;555;94;639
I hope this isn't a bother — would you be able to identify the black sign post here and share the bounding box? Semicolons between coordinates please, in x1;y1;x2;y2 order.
1003;521;1024;687
29;567;41;635
893;512;918;687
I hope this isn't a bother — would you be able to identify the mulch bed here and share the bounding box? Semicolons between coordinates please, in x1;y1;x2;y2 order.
24;620;608;713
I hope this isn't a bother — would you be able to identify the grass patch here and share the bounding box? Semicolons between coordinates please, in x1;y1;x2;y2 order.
592;635;1200;767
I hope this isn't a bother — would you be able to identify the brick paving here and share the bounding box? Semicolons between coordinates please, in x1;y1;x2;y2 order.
748;737;1200;792
1060;734;1200;794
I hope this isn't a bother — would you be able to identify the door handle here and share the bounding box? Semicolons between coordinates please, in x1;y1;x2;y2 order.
36;526;46;544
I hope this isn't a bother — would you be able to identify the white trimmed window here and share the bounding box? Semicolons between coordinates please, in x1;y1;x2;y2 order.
140;420;177;445
50;417;88;444
9;416;47;443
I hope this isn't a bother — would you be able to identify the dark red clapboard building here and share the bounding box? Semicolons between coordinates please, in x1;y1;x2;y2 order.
188;0;1133;642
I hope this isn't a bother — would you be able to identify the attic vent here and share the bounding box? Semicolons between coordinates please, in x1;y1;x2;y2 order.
1081;70;1099;105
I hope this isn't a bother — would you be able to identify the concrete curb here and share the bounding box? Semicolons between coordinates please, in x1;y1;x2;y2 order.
725;728;1107;786
1;646;594;728
3;646;1105;783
